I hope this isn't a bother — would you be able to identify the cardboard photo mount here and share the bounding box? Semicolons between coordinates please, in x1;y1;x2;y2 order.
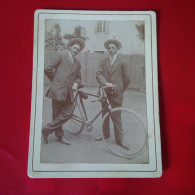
28;9;162;178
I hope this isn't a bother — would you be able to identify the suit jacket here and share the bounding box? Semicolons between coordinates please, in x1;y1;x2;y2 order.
45;52;81;102
96;55;130;105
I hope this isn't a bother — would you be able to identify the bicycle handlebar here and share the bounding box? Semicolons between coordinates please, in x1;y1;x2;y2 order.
91;85;116;102
76;83;116;103
78;83;85;89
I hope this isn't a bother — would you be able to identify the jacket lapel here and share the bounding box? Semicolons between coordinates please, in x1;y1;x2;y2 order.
110;56;121;74
64;53;73;72
105;58;112;74
72;59;79;73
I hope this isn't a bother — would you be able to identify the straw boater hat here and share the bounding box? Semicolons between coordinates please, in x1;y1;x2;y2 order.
104;39;122;50
67;38;85;51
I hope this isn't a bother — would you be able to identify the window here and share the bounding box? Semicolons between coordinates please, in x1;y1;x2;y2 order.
96;21;108;33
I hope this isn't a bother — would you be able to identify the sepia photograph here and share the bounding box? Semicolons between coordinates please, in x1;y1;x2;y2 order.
28;10;162;178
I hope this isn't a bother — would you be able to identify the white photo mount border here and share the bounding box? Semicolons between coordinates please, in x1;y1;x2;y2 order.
28;10;162;178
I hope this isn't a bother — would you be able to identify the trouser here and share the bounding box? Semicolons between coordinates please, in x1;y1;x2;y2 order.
101;101;123;143
43;95;74;138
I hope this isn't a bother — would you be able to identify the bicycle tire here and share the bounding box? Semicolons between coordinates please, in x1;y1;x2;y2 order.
62;103;85;135
101;107;148;159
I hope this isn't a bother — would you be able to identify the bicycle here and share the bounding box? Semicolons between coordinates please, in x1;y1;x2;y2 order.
62;83;148;159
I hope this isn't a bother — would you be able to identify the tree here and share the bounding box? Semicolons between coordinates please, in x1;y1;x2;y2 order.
136;23;145;41
45;23;66;51
63;26;88;41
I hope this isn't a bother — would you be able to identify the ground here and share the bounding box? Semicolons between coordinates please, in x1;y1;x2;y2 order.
41;87;149;164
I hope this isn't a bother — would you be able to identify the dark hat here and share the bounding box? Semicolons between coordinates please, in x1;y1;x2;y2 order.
104;39;122;50
67;38;85;51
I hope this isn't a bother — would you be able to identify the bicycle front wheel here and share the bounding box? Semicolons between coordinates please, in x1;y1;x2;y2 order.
101;107;147;159
62;103;85;135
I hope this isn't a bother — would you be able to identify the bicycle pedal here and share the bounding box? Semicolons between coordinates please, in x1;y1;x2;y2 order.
85;126;93;132
84;121;93;132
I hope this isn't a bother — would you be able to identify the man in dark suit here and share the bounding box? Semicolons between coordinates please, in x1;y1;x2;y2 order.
96;39;130;150
42;38;85;145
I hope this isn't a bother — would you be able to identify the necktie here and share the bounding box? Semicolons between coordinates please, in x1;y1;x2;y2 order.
110;56;114;65
71;57;75;64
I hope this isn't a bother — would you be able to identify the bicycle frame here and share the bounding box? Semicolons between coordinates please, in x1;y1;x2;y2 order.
73;87;111;125
66;85;148;159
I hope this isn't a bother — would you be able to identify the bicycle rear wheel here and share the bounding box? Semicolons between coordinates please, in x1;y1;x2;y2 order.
101;107;147;159
62;102;85;135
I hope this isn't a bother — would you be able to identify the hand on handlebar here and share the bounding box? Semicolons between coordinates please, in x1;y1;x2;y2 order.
92;83;116;103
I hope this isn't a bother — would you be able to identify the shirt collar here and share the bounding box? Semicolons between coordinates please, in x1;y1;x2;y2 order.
110;54;117;60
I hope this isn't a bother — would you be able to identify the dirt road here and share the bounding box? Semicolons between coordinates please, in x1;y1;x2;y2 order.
41;87;148;164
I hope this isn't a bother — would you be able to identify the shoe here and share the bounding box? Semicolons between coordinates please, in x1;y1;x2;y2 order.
95;137;103;141
95;136;109;141
117;141;130;150
42;129;49;144
58;137;71;145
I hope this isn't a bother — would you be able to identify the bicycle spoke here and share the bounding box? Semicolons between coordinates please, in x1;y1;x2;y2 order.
101;108;148;159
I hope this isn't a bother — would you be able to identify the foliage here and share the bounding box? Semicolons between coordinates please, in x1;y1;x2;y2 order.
136;23;145;41
45;24;88;51
45;24;66;51
63;26;88;41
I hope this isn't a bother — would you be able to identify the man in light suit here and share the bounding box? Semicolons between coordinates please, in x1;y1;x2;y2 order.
96;39;130;150
42;38;85;145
